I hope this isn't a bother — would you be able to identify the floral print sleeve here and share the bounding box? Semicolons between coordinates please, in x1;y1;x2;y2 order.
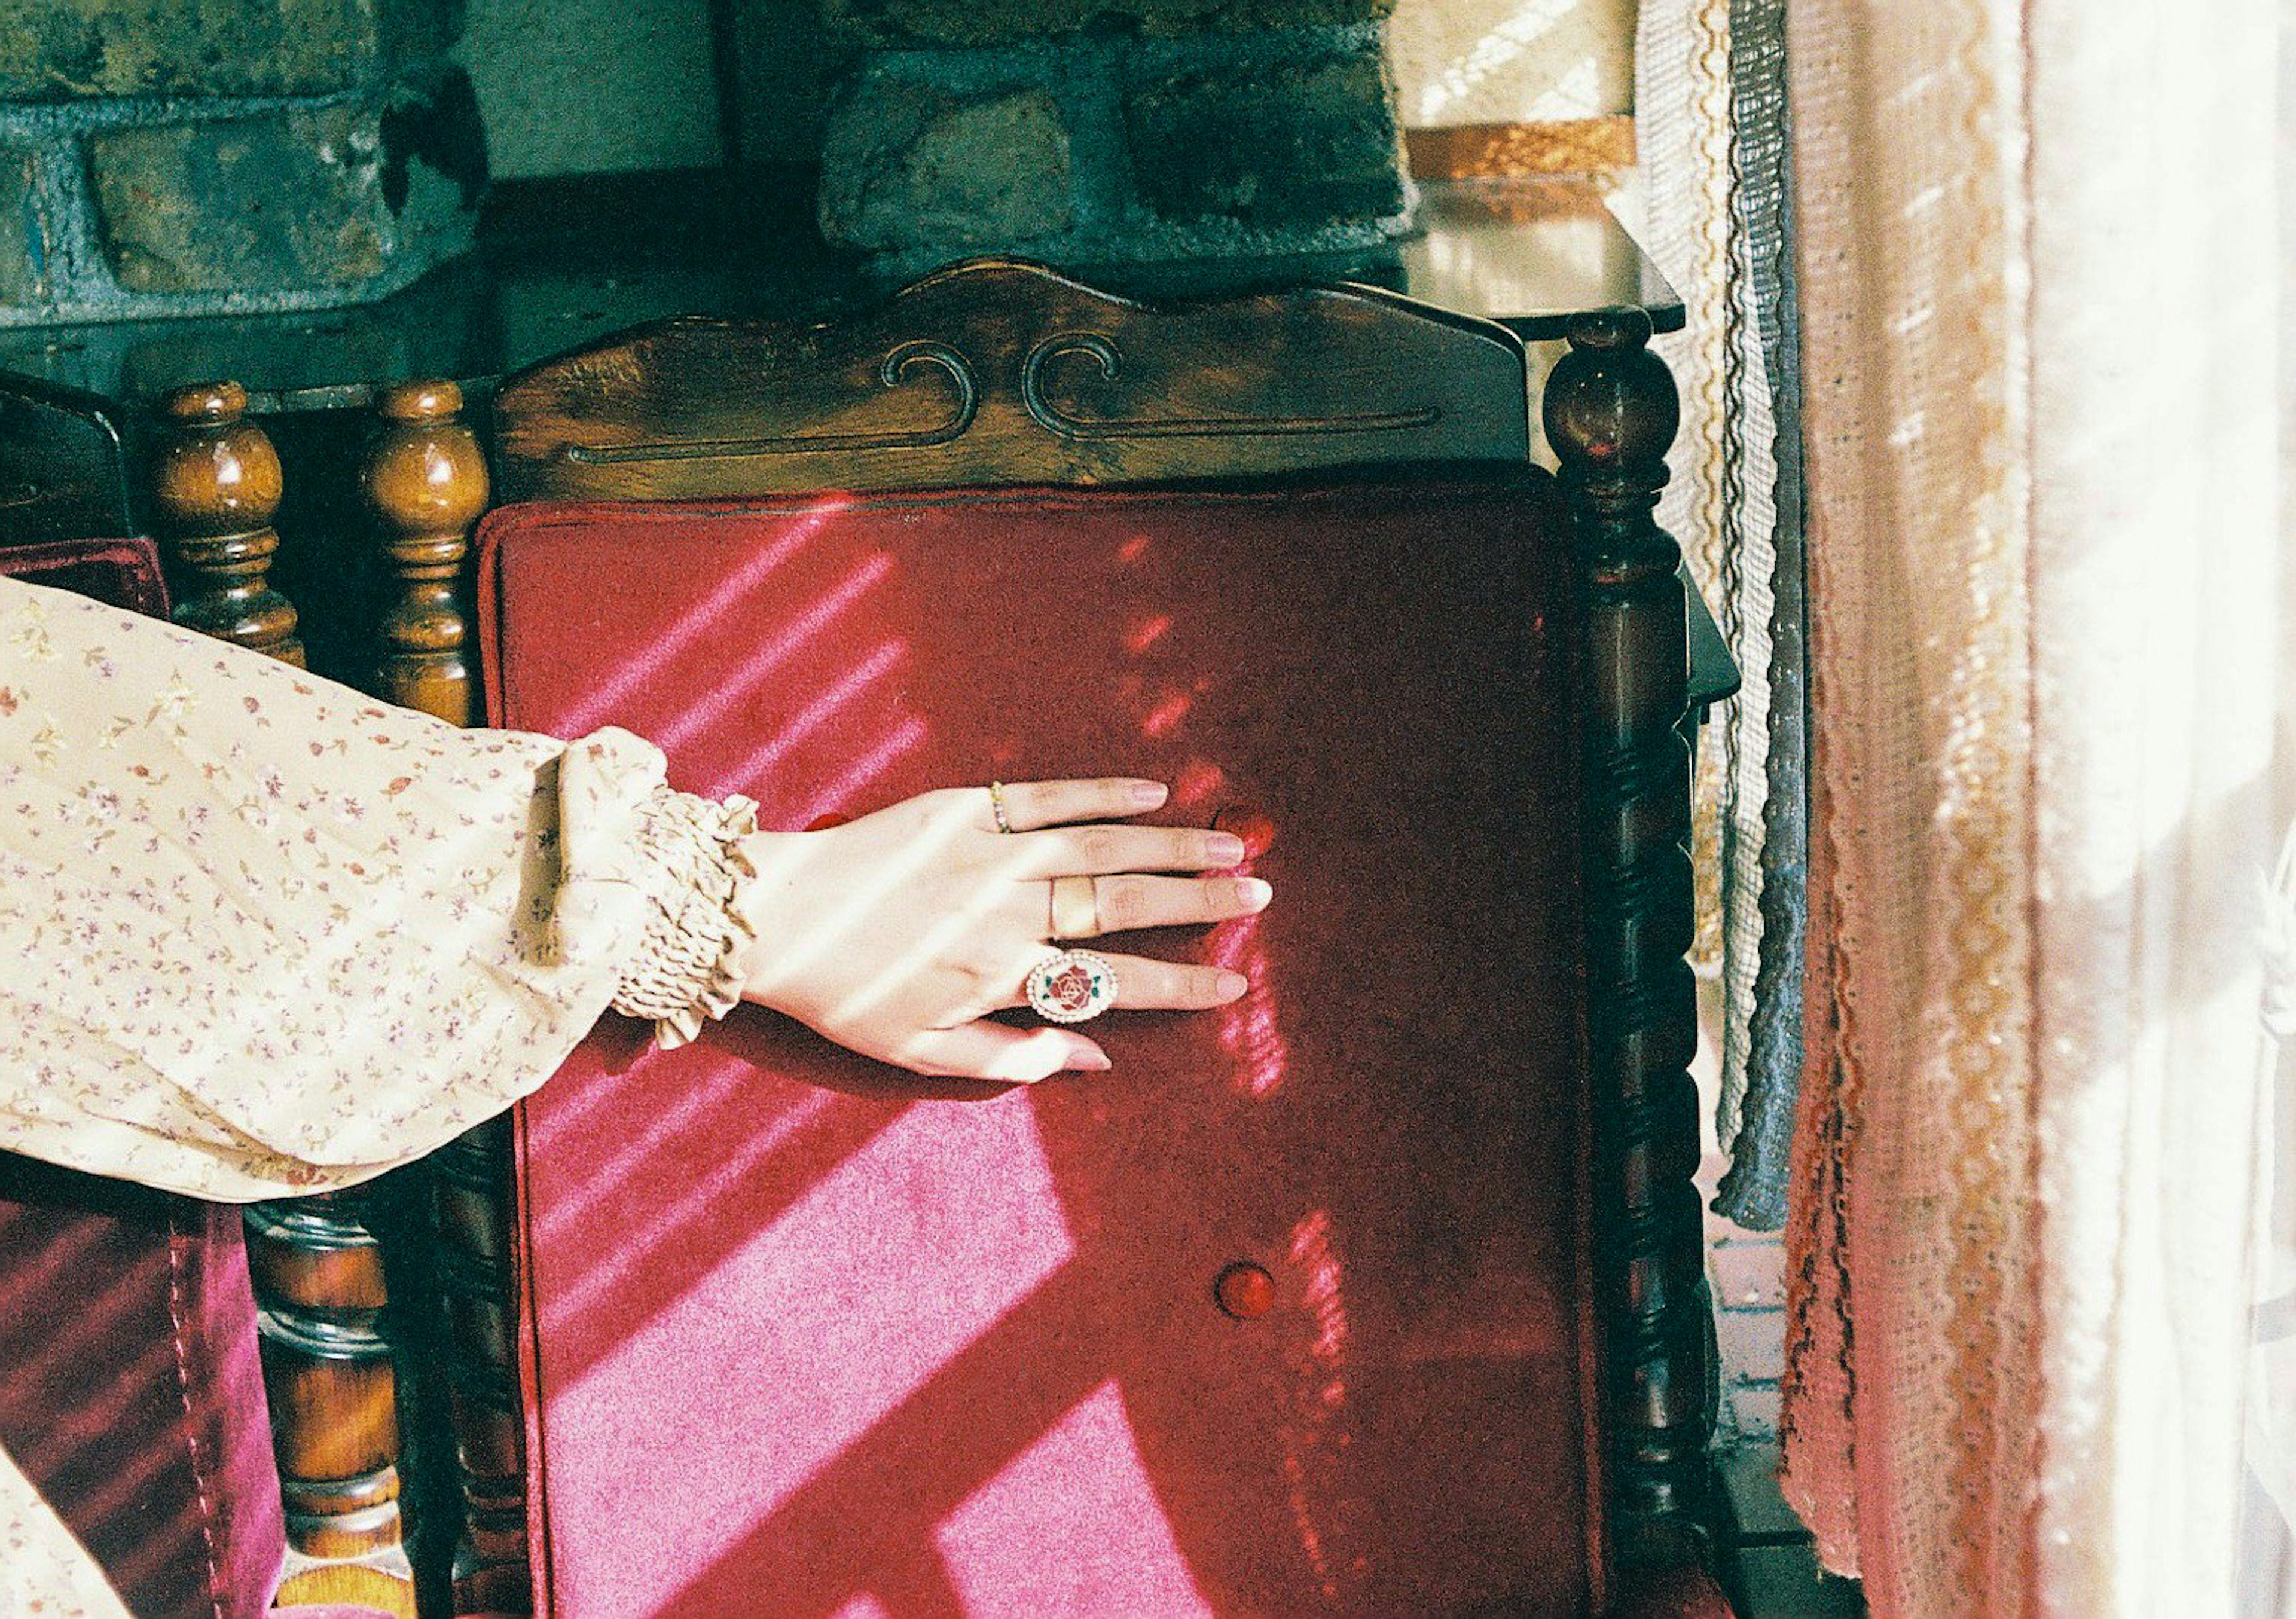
0;572;753;1203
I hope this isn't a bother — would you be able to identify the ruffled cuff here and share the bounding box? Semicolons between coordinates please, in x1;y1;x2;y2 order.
607;786;762;1048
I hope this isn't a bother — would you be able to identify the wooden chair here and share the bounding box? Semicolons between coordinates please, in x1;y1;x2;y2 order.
453;258;1725;1618
5;252;1727;1616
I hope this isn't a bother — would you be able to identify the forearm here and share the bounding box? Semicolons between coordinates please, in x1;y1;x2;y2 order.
0;572;747;1200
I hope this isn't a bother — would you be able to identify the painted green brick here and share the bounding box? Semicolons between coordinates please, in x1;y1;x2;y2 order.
0;149;48;307
88;74;481;295
820;83;1075;255
1124;47;1406;228
0;0;460;100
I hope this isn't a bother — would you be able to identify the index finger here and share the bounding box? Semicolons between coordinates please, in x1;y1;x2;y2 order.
988;777;1170;833
1005;823;1247;878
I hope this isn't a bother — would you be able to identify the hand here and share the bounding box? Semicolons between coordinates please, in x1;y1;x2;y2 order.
729;777;1272;1082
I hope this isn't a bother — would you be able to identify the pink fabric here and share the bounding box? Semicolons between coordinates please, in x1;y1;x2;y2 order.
0;1156;284;1619
483;481;1601;1619
0;535;169;618
0;537;286;1619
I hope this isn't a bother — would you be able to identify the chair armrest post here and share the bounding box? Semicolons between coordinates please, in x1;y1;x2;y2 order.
1546;308;1720;1576
150;382;417;1613
358;383;530;1612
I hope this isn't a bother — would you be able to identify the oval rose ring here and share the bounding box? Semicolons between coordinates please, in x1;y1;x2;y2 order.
1025;949;1119;1024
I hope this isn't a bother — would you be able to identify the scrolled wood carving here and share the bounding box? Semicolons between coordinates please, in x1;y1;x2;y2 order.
1021;331;1440;441
561;340;979;466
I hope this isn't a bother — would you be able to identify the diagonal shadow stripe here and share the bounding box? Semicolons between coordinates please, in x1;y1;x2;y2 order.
533;1087;900;1389
550;500;851;736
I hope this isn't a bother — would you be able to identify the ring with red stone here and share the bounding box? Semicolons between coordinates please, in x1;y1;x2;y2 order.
1024;949;1119;1024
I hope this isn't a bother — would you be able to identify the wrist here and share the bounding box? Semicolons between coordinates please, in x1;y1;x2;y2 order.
727;827;809;1017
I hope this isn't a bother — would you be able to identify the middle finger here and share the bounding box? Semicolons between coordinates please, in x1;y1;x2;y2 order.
1003;824;1247;879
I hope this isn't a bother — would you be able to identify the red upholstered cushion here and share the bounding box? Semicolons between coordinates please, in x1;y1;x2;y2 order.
480;479;1599;1619
0;537;286;1619
0;1151;283;1619
0;534;169;618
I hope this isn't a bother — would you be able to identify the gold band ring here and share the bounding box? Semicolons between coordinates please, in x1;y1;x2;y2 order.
987;781;1015;835
1050;874;1100;940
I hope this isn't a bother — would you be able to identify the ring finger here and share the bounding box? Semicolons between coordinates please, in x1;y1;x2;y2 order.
1048;873;1273;939
997;950;1248;1014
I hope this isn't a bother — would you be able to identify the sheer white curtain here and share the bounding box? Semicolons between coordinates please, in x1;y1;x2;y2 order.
1636;0;2296;1614
1785;3;2294;1614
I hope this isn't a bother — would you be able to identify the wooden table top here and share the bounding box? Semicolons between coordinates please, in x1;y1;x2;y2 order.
0;168;1680;416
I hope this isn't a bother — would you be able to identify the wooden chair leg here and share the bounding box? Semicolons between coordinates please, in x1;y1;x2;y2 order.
426;1120;532;1616
242;1195;417;1616
364;381;527;1617
151;383;416;1617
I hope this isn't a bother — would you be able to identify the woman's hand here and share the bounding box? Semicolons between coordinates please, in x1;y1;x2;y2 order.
729;777;1271;1083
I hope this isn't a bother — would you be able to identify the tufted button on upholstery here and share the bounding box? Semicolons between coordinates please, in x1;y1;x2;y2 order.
1211;803;1275;859
1214;1261;1275;1320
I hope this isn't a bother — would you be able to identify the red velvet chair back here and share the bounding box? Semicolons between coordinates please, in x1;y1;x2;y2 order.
481;479;1598;1619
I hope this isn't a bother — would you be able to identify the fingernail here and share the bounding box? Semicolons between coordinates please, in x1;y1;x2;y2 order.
1129;781;1169;808
1235;877;1273;911
1069;1046;1113;1072
1216;970;1249;1000
1208;832;1247;863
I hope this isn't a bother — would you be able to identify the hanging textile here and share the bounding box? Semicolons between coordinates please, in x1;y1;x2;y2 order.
1633;0;1808;1229
1715;0;1806;1231
1774;4;2294;1616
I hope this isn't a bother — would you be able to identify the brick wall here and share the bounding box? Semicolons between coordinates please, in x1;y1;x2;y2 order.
1695;975;1788;1447
813;1;1413;284
0;0;485;326
1710;1212;1787;1442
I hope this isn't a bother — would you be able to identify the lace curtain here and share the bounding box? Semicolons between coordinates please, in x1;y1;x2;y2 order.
1634;0;1806;1232
1635;0;2296;1612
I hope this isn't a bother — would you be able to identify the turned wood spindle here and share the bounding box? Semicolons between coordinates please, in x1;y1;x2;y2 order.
357;381;529;1612
244;1194;417;1617
1544;307;1716;1569
429;1117;532;1614
148;380;413;1612
363;380;489;727
149;381;304;665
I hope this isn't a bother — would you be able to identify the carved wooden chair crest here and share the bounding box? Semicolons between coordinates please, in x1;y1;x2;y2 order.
491;260;1532;500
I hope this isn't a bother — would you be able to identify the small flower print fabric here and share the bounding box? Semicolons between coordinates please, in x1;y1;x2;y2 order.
0;570;757;1203
0;569;755;1613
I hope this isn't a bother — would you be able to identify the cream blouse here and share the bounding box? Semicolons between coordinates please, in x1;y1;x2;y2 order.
0;569;758;1615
